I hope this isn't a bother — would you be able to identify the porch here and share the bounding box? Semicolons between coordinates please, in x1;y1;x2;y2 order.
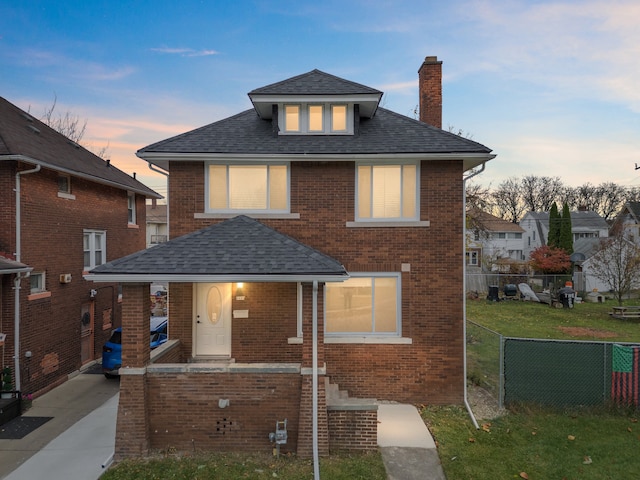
114;339;377;458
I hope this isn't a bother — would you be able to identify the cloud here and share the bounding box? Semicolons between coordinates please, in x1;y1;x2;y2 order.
151;47;219;57
452;0;640;111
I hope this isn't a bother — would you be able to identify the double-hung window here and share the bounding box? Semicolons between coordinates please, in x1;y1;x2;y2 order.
325;274;400;336
357;163;418;221
84;230;106;270
207;163;289;213
127;192;136;224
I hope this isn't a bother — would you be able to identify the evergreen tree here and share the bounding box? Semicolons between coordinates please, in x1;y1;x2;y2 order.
559;202;573;254
547;202;560;248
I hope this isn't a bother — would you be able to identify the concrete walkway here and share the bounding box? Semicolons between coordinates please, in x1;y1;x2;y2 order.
377;403;447;480
0;368;119;480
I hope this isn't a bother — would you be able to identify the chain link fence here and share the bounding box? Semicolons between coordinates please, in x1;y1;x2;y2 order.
467;321;503;408
467;319;640;410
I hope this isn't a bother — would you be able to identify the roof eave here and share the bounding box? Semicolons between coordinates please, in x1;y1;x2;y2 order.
84;273;350;283
140;152;496;172
1;155;163;199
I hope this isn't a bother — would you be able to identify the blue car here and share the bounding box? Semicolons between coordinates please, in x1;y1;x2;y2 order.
102;316;168;378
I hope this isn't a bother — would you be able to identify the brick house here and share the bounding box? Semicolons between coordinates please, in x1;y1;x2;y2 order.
0;97;160;398
86;56;495;457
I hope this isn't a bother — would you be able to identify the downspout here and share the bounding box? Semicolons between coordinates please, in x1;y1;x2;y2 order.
462;163;485;430
147;162;169;240
14;164;41;392
312;280;320;480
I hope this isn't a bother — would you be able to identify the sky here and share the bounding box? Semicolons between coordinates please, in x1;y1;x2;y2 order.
1;0;639;200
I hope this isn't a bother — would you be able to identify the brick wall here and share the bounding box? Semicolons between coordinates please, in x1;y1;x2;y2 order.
166;159;465;405
327;408;378;452
146;372;301;453
0;162;147;395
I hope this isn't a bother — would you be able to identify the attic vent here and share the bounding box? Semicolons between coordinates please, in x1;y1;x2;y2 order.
28;125;40;134
21;113;34;122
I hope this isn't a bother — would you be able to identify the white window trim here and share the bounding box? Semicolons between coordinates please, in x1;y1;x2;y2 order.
354;161;420;223
279;103;353;135
83;230;106;271
287;283;304;344
324;272;402;338
30;272;46;294
127;192;136;225
205;162;291;214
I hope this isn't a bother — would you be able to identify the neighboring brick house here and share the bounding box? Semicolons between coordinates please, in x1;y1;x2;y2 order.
0;97;160;398
86;56;495;458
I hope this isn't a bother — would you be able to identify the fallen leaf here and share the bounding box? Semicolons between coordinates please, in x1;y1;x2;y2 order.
482;423;491;432
631;418;638;423
468;437;475;443
531;431;537;436
628;427;633;433
519;472;529;479
583;456;592;465
568;435;575;441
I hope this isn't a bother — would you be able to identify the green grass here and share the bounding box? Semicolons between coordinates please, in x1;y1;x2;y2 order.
422;404;640;480
467;297;640;342
102;451;387;480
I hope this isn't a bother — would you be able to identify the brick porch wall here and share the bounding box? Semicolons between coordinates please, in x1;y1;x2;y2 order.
327;408;378;452
146;371;301;453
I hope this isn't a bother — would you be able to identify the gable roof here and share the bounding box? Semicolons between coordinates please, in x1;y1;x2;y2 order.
85;215;349;283
0;97;161;199
521;210;608;230
469;209;524;233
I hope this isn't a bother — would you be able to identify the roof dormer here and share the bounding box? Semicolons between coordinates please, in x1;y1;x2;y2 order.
248;69;382;135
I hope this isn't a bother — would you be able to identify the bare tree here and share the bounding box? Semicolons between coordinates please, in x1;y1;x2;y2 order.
597;182;627;222
588;231;640;305
465;180;493;211
521;175;564;212
491;177;525;223
40;94;87;144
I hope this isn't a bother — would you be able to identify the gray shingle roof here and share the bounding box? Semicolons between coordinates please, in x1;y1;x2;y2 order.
88;215;348;281
138;107;492;156
0;97;161;198
248;69;382;96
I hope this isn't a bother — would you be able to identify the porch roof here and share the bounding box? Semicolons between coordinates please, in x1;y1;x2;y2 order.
85;215;349;283
0;255;32;275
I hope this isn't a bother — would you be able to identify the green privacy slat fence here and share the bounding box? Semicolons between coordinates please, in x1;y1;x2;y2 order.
503;339;613;407
467;320;640;409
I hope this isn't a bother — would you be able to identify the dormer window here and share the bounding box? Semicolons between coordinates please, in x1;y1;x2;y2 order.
281;103;352;135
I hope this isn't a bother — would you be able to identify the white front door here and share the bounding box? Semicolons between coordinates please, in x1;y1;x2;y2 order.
195;283;232;357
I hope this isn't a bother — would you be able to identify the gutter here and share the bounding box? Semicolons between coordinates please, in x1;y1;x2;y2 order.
462;162;486;430
1;155;161;199
14;164;41;392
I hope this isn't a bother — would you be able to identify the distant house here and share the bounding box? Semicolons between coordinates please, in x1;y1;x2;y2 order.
612;201;640;246
0;97;160;397
467;209;526;271
146;200;168;247
86;56;495;458
520;210;609;260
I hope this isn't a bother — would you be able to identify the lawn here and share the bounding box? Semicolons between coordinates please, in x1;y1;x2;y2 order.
422;404;640;480
466;297;640;342
438;295;640;479
102;452;387;480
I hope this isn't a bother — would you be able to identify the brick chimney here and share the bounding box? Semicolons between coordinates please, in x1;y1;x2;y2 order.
418;56;443;129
